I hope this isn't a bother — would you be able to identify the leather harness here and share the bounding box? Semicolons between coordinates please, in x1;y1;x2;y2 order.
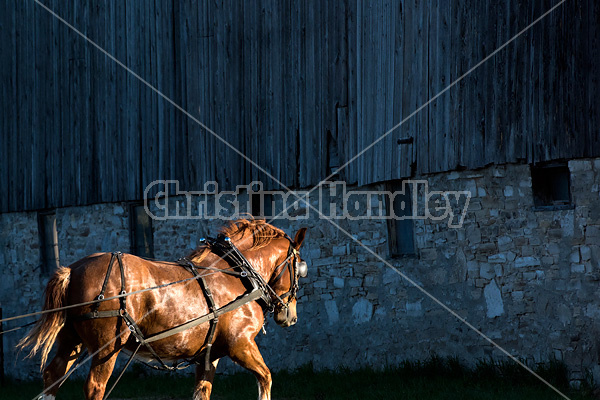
73;234;300;372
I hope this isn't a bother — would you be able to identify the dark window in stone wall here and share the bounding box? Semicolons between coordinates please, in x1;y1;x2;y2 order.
531;164;572;210
129;204;154;258
38;210;60;274
385;181;416;257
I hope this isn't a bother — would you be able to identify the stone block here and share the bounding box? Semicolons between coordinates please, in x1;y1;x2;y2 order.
113;204;125;215
488;253;506;264
546;243;560;255
406;300;423;317
522;272;536;280
314;280;328;289
308;248;322;259
497;235;513;250
571;264;585;273
493;167;506;177
478;243;498;254
364;276;378;287
513;237;529;246
505;251;516;262
333;245;348;256
541;256;555;266
570;250;581;263
352;299;373;324
475;278;487;288
569;159;592;172
494;264;503;277
447;171;460;180
511;291;524;302
420;248;438;261
548;229;563;239
324;300;339;325
480;263;496;279
347;278;361;287
519;178;532;187
514;256;541;268
484;280;504;318
467;229;482;245
521;246;534;257
580;246;592;261
312;256;341;267
467;261;479;279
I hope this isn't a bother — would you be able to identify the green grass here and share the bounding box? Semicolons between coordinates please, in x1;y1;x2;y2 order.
0;357;595;400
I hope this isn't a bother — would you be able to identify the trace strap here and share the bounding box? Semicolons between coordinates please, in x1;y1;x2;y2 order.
72;234;291;373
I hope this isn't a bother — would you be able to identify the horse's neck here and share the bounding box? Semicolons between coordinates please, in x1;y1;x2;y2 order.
245;243;287;281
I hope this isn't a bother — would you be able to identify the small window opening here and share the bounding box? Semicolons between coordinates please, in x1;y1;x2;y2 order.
129;203;154;258
38;211;60;274
385;181;416;257
531;164;572;210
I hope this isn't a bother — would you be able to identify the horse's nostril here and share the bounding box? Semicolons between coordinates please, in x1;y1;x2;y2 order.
291;317;298;324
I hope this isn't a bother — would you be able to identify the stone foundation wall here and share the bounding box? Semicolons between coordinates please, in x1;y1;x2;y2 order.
2;159;600;384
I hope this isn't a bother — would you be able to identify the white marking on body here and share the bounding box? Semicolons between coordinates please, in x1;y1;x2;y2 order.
40;395;56;400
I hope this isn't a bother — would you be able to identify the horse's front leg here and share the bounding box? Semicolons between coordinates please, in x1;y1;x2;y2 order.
194;359;220;400
229;339;272;400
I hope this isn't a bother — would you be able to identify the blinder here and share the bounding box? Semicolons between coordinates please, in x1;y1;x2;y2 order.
296;261;308;278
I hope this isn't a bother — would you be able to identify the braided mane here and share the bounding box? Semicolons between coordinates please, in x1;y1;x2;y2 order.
188;219;286;263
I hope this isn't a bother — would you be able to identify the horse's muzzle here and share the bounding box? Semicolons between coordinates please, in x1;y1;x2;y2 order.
274;305;297;327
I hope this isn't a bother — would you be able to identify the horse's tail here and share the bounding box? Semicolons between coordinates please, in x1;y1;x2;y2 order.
17;266;71;370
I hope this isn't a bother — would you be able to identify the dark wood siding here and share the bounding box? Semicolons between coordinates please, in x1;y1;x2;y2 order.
2;1;599;212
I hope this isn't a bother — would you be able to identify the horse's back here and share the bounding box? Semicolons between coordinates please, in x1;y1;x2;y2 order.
66;252;165;317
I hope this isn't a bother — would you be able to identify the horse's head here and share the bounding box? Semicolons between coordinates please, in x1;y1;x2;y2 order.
271;227;307;327
196;219;309;328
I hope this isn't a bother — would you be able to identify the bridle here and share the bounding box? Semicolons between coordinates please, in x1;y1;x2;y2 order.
198;233;306;313
75;232;306;373
266;234;307;311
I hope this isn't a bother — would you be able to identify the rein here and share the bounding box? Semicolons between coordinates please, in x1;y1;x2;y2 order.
73;234;302;373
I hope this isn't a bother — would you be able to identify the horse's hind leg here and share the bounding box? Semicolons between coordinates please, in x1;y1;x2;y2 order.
83;347;122;400
41;328;82;398
194;359;220;400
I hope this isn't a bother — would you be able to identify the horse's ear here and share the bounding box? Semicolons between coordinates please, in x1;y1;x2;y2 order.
293;227;307;249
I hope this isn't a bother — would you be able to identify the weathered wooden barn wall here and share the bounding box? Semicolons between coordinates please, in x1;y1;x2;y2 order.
348;0;600;185
0;1;347;212
1;1;599;212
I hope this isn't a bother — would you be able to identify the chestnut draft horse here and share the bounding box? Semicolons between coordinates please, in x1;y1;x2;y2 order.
18;219;308;400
